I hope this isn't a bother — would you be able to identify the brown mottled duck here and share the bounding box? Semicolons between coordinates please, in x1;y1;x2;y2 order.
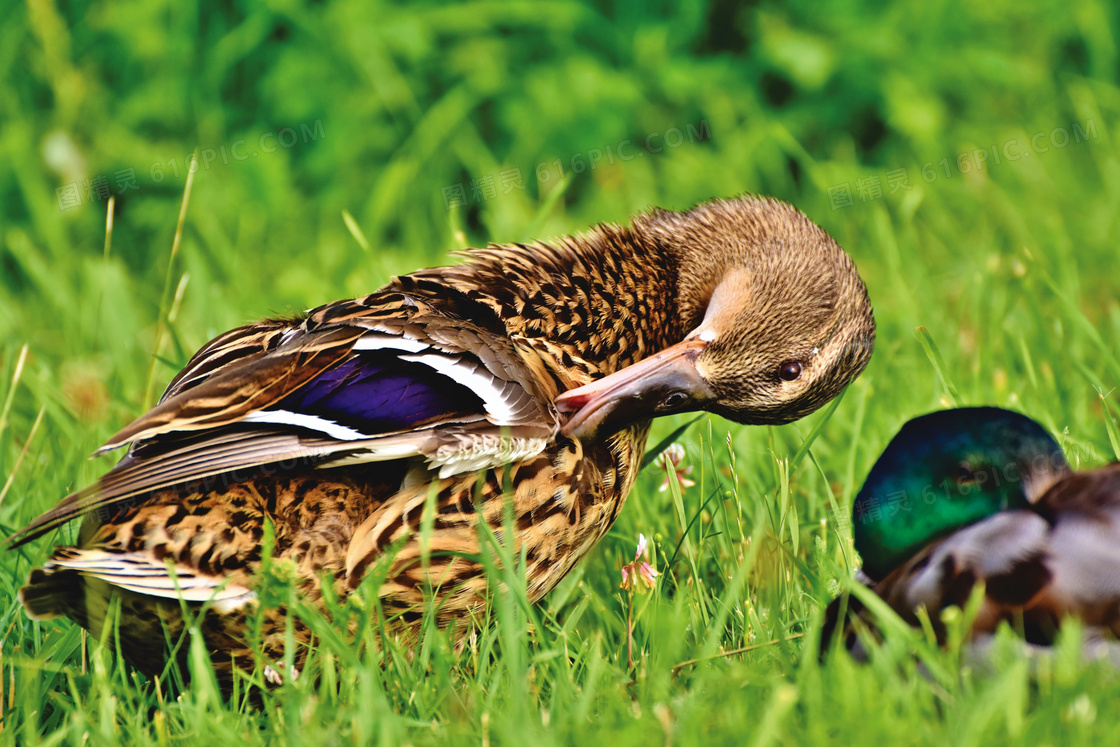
13;195;874;686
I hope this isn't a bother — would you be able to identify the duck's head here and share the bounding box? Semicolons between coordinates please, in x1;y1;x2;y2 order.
556;196;875;437
853;407;1071;581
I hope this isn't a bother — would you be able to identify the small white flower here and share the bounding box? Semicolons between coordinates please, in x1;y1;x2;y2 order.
655;443;695;492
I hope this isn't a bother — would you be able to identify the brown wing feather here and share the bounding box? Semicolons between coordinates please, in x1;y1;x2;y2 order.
160;317;301;399
99;325;365;453
312;283;563;408
10;422;505;548
10;430;334;546
13;291;560;548
13;283;561;549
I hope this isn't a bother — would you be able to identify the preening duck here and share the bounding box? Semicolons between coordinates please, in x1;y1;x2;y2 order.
14;195;874;685
825;407;1120;657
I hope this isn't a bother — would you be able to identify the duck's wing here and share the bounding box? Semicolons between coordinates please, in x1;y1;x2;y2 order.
1027;465;1120;630
9;284;559;548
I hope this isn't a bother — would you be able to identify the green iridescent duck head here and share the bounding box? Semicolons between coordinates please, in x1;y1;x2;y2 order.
852;407;1070;581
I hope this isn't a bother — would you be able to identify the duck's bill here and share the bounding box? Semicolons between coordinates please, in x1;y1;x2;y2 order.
555;337;714;439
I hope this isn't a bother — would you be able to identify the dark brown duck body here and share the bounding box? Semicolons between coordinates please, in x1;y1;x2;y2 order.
15;195;874;686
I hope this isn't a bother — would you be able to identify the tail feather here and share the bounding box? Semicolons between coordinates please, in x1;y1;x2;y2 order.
18;548;263;685
18;566;79;621
18;547;258;635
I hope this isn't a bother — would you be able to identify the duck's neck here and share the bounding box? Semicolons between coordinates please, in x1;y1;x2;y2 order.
424;225;699;375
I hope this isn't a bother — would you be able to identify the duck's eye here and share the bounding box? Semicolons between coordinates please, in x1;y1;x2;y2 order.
660;391;688;409
957;464;979;484
778;361;803;382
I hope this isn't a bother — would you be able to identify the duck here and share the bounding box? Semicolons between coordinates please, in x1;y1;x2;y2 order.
824;406;1120;658
12;195;875;687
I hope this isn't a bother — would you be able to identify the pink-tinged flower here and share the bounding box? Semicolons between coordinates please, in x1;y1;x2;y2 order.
635;533;649;559
620;533;660;593
655;443;695;492
637;561;659;588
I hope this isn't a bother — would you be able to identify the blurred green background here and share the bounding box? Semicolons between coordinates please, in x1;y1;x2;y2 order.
5;0;1118;418
5;0;1118;400
4;0;1120;744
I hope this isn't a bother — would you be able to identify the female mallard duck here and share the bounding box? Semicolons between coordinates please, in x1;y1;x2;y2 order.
826;407;1120;657
14;195;874;685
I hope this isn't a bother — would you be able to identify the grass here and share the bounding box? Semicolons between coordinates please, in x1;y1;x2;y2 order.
3;0;1120;743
